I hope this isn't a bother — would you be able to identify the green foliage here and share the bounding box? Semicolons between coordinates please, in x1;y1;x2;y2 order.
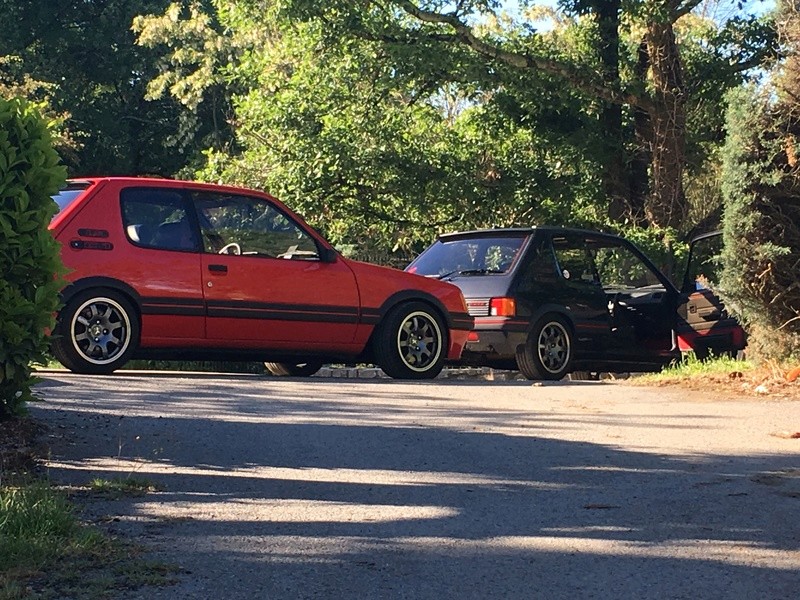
612;224;687;281
125;359;265;373
0;0;220;176
0;484;79;549
136;2;608;253
131;1;775;256
0;97;66;419
720;84;800;362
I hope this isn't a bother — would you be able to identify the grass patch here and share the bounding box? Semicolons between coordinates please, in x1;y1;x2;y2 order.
633;354;800;399
89;477;161;498
640;353;753;382
0;481;177;599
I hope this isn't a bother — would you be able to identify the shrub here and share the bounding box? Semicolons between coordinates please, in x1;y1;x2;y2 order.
0;97;66;418
719;85;800;362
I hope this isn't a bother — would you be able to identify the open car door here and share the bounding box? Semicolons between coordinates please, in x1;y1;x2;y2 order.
676;231;747;357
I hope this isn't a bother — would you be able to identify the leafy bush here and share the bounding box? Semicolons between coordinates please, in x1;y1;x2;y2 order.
719;85;800;362
0;97;66;418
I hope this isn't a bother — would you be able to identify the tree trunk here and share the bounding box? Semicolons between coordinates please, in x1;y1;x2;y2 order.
644;19;688;229
590;0;630;222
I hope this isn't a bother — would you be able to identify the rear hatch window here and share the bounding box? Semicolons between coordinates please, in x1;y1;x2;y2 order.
407;235;526;279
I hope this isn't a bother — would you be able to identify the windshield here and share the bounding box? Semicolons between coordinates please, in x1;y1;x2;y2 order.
52;181;92;215
407;235;526;278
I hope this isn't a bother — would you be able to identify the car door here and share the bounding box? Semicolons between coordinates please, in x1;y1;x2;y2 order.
589;236;676;360
549;234;614;358
118;186;205;343
676;232;746;356
192;191;361;350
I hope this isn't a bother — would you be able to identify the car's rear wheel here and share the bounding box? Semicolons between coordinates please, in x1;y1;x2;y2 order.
51;289;138;374
264;361;323;377
516;315;573;380
374;302;447;380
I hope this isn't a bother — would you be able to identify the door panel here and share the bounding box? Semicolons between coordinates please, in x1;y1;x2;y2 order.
202;254;360;347
587;237;675;360
677;232;746;355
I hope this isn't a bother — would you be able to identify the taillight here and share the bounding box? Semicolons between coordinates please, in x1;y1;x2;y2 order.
489;297;516;316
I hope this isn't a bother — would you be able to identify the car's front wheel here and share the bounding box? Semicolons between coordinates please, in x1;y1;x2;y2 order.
516;315;573;380
51;289;139;374
264;361;323;377
374;302;447;379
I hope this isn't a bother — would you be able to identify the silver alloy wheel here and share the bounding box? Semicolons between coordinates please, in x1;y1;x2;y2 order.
69;296;133;365
537;320;570;374
396;311;443;372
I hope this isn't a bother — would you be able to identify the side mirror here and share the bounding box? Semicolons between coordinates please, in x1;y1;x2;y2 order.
319;246;338;263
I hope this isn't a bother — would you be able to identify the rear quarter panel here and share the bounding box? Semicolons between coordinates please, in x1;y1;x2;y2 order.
50;179;205;343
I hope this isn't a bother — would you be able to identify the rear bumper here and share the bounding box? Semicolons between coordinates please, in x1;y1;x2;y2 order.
461;328;526;362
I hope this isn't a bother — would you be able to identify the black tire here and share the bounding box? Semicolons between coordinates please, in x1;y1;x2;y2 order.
516;315;573;380
51;289;139;375
373;302;447;380
264;361;323;377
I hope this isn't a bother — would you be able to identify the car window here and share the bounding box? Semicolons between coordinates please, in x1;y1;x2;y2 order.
684;233;723;291
52;181;92;217
590;240;662;290
515;238;559;294
552;237;600;285
120;188;200;252
192;193;320;259
408;236;525;277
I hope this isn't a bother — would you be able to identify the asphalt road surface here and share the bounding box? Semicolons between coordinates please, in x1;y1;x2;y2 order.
32;372;800;599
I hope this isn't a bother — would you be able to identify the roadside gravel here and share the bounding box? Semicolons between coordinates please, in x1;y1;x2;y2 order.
32;372;800;599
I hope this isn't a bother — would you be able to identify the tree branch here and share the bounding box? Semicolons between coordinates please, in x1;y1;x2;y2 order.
392;0;654;112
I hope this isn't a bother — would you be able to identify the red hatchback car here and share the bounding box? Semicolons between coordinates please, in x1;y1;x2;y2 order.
49;177;472;379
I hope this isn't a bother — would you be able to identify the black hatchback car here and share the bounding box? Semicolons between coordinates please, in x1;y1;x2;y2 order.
406;227;745;380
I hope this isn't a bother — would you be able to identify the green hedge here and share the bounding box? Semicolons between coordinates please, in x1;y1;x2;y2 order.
720;86;800;362
0;98;66;418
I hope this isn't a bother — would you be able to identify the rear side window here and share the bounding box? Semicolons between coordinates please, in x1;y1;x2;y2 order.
52;181;92;215
409;236;526;277
120;188;200;252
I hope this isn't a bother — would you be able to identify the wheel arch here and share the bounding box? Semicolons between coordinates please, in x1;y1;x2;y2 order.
365;292;450;361
59;277;143;335
376;290;454;329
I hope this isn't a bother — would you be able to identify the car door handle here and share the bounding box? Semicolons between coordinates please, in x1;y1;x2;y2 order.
698;307;721;320
208;264;228;273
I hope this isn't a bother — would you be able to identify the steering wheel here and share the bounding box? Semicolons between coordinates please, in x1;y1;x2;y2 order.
218;242;242;255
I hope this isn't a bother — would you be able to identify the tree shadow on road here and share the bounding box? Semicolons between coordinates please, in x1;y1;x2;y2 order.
31;374;800;600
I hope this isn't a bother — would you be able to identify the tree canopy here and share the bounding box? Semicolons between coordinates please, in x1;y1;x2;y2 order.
1;1;780;259
129;1;775;258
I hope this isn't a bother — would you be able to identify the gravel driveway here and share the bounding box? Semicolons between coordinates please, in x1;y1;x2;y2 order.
33;372;800;599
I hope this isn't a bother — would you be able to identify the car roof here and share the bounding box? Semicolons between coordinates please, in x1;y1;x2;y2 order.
437;226;625;242
67;176;277;200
